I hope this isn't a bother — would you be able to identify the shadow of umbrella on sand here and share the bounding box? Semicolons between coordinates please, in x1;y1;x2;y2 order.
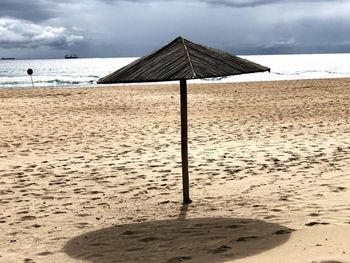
98;36;270;203
64;217;292;263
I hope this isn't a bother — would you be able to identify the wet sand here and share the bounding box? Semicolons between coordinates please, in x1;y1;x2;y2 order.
1;78;350;262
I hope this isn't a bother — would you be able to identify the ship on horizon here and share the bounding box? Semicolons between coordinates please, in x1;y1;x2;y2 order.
65;54;78;59
1;57;15;60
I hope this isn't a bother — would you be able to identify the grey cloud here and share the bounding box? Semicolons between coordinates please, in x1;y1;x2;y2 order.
199;0;280;8
234;16;350;54
78;0;350;56
0;18;84;49
198;0;346;8
1;0;350;58
98;0;346;7
264;39;296;49
98;0;268;4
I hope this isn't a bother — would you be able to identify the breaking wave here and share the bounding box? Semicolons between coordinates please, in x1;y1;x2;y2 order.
1;54;350;88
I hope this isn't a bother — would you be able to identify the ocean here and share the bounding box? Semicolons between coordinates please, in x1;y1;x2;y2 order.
1;53;350;88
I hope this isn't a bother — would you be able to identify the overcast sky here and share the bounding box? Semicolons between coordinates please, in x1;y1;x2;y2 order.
1;0;350;58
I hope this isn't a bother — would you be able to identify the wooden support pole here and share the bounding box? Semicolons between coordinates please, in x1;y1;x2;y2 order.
180;79;191;204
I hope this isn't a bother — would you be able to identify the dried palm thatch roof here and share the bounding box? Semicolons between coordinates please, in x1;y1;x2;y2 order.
97;36;270;84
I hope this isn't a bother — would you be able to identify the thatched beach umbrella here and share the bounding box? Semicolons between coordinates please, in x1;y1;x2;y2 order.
98;36;270;204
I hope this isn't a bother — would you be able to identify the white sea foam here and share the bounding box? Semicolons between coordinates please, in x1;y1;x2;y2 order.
1;53;350;88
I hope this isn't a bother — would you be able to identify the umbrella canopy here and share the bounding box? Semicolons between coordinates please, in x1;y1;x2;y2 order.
98;36;270;204
97;36;269;84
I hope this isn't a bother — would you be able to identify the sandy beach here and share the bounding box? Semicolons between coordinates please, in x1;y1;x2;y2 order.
1;78;350;263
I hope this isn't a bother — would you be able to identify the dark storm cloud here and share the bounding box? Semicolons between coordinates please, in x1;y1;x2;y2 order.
199;0;346;8
1;0;350;57
0;0;87;22
0;0;60;22
73;0;350;57
98;0;345;7
224;14;350;55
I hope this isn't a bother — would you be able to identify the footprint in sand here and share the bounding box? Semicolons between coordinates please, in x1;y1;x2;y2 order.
236;236;260;242
305;222;330;227
36;251;55;256
24;258;35;263
208;245;232;254
166;256;192;263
